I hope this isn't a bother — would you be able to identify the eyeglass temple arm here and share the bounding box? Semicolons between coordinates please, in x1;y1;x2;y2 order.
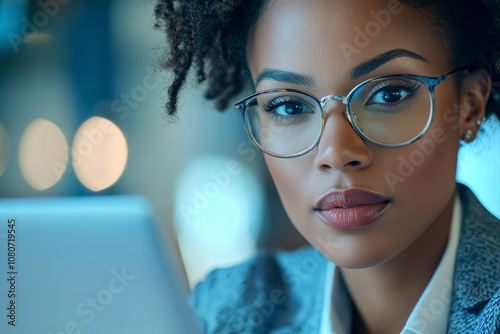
439;65;481;83
234;105;247;120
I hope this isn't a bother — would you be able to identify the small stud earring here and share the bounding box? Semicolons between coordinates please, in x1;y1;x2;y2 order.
476;118;483;126
462;129;474;142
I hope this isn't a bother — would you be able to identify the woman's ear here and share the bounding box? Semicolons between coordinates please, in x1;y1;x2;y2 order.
458;69;492;142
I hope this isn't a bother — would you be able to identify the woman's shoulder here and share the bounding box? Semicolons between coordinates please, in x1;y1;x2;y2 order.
190;245;325;298
189;245;328;333
456;182;500;258
449;183;500;333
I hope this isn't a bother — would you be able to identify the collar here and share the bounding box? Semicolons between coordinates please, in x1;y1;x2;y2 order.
319;260;351;334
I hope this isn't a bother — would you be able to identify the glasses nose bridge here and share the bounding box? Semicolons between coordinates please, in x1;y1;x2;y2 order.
320;94;348;108
319;95;348;115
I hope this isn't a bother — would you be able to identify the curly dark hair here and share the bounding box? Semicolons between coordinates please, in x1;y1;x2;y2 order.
154;0;500;123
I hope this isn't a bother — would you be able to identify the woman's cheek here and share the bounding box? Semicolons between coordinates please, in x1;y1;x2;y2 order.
264;155;311;217
380;117;460;214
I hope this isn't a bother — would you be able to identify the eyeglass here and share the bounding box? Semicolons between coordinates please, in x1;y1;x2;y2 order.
234;68;468;158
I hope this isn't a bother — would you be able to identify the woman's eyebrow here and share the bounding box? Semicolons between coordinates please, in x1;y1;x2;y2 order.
350;48;428;80
255;69;315;86
254;49;427;86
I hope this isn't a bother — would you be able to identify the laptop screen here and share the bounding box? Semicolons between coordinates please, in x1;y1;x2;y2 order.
0;195;201;334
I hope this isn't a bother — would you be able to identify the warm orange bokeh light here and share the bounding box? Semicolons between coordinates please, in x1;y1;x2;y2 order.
19;119;68;190
72;116;128;192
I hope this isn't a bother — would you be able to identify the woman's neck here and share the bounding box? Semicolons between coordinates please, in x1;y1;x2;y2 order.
339;193;456;334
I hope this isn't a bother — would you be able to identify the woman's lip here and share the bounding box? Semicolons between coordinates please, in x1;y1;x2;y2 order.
314;188;392;210
315;201;391;230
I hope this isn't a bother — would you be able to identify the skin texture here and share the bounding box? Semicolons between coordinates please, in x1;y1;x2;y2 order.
247;0;491;332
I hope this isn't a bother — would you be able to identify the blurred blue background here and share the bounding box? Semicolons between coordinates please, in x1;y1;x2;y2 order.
0;0;307;287
0;0;498;287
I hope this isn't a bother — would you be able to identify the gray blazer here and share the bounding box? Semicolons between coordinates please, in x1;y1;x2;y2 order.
189;183;500;333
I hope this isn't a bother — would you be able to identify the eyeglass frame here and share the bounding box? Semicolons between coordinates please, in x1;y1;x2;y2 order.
234;67;470;159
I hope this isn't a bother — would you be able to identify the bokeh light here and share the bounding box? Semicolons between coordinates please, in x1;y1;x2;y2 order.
174;155;264;287
72;116;128;192
24;32;53;45
0;123;9;177
18;119;68;190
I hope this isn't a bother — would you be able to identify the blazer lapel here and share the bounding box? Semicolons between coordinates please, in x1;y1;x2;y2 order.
448;183;500;332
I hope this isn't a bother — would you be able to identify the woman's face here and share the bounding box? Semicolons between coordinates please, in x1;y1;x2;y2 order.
247;0;464;268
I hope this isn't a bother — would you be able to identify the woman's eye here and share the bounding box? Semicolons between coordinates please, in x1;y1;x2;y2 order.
369;87;410;104
274;102;307;116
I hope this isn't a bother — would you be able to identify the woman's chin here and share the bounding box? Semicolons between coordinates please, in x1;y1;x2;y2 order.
319;245;401;270
334;259;391;270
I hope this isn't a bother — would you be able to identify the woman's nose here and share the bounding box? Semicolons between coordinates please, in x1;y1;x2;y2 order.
313;108;373;172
